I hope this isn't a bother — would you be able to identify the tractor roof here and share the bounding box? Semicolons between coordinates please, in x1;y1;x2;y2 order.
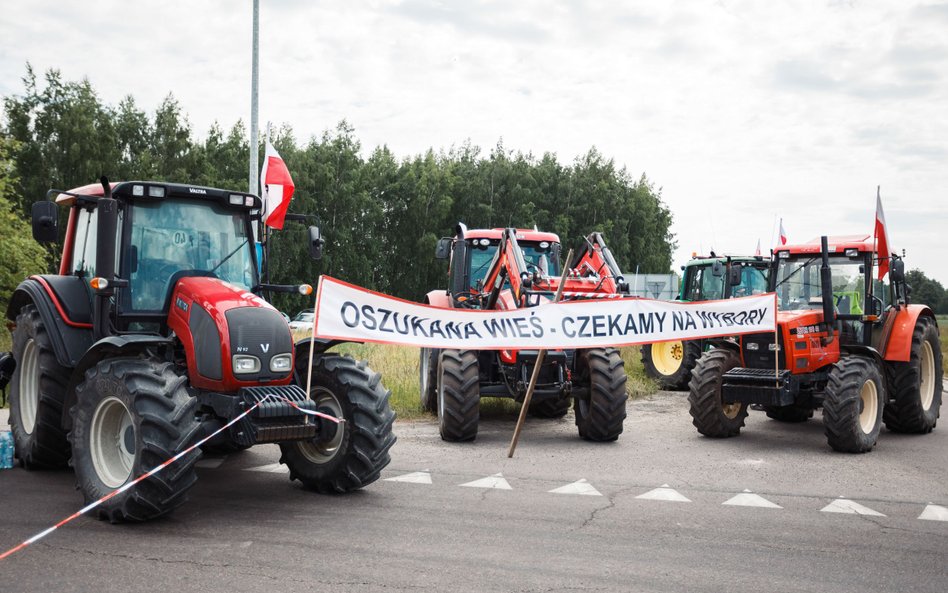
53;181;261;211
686;254;767;266
775;234;876;255
464;228;560;243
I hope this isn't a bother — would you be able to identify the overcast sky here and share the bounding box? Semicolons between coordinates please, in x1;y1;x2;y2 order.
1;1;946;285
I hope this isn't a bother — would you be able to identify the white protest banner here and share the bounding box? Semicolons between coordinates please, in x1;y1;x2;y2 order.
314;276;776;350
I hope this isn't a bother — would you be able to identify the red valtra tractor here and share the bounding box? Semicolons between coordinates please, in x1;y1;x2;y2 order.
688;234;942;453
0;179;395;521
421;224;629;442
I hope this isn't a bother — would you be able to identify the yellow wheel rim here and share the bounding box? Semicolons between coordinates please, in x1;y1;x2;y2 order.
652;341;684;376
919;341;935;412
722;401;743;419
859;378;879;434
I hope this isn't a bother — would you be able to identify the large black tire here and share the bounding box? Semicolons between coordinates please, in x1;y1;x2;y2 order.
419;347;440;413
641;340;702;390
884;317;943;433
687;349;748;438
764;405;813;423
8;305;71;469
279;354;396;493
70;358;202;522
822;356;885;453
574;348;627;441
529;397;571;419
437;349;480;442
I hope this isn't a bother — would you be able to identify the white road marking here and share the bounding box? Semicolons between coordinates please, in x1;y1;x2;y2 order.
820;497;885;516
195;457;226;469
384;470;433;484
246;463;289;474
460;473;512;490
918;504;948;522
548;479;602;496
635;484;691;502
722;489;782;509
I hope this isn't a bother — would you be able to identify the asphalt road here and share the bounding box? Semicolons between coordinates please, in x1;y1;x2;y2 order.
1;389;946;593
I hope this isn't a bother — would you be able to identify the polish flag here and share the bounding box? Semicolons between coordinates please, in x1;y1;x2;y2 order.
260;140;295;230
755;238;762;257
874;188;890;280
778;219;787;245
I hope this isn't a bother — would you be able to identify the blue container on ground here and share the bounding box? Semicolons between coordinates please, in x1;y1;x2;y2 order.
0;431;14;469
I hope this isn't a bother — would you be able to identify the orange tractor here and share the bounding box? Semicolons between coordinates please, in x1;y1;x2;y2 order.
688;234;942;452
422;224;630;442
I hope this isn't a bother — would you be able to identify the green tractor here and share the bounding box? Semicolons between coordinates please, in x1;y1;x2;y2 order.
641;254;770;389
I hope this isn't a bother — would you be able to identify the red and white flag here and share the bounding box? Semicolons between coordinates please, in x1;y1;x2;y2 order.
755;238;762;257
260;139;295;230
778;218;788;245
874;187;890;280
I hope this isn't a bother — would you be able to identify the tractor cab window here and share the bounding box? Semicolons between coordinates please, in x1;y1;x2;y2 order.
467;241;498;291
71;206;98;277
521;243;560;278
775;256;865;313
125;198;256;312
683;266;725;301
731;265;769;298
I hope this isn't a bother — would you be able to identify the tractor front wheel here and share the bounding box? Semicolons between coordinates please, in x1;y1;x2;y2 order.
70;358;202;522
279;354;396;492
641;340;701;390
884;317;943;433
437;350;480;442
822;356;885;453
8;305;71;468
574;348;628;441
688;349;748;438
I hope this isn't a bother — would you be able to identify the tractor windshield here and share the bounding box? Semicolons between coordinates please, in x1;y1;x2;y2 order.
731;265;770;298
774;255;866;314
125;198;256;311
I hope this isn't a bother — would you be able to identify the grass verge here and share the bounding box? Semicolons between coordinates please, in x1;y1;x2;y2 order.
323;341;658;421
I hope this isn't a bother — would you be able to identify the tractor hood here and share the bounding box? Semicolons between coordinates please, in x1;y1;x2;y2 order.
167;277;294;391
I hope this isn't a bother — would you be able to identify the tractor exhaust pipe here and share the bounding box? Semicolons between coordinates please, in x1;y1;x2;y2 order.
819;236;836;345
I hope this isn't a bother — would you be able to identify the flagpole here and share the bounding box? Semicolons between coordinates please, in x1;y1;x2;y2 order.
249;0;260;198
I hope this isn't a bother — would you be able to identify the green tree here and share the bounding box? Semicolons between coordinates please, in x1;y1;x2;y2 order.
0;136;50;312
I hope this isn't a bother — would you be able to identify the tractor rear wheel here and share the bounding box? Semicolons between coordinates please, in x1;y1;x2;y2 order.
437;350;480;442
574;348;627;441
70;358;202;522
764;405;813;423
884;317;943;433
641;340;701;390
529;397;571;419
280;354;396;493
419;347;440;413
822;356;884;453
8;305;71;469
688;349;748;438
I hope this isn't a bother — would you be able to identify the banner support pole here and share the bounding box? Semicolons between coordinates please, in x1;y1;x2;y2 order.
508;249;573;459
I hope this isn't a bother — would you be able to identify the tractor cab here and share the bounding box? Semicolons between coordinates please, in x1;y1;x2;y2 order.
680;255;770;302
433;223;561;308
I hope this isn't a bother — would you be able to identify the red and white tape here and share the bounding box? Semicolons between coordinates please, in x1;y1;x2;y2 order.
0;394;341;561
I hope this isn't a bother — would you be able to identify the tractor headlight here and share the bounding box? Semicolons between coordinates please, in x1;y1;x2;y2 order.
269;354;292;373
233;355;261;374
768;343;781;352
746;342;759;350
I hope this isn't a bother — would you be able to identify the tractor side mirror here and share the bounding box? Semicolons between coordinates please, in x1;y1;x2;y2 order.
890;258;905;283
31;201;59;243
435;238;452;259
728;263;743;286
711;260;724;277
307;226;324;261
